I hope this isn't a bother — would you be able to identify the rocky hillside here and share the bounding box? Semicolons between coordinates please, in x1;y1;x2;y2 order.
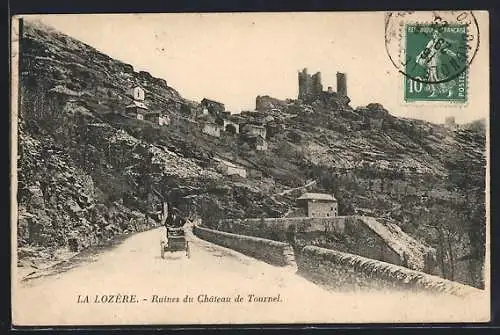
16;20;486;288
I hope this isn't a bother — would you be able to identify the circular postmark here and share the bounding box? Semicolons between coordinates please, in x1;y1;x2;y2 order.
385;11;480;85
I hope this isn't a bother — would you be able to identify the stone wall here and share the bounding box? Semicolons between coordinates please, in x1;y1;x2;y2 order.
344;216;403;267
215;216;436;273
193;225;296;267
217;216;348;236
297;245;480;297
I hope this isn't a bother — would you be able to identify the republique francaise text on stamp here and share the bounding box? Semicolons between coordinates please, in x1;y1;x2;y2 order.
385;11;480;104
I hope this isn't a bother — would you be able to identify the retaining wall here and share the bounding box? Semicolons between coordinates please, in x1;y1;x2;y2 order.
217;216;349;234
193;225;296;267
298;245;482;297
216;216;437;273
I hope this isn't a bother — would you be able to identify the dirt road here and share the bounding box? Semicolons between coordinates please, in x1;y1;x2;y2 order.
12;226;489;325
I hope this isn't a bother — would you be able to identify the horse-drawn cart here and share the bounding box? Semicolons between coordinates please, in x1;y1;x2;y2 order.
161;227;190;259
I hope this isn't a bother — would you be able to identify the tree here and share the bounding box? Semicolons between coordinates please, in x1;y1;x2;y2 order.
419;203;465;281
443;130;486;288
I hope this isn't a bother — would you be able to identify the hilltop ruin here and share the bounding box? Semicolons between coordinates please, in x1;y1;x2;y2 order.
298;68;348;102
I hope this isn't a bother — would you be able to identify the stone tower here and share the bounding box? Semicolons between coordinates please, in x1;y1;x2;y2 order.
311;72;323;96
298;68;311;100
298;68;323;100
336;72;347;97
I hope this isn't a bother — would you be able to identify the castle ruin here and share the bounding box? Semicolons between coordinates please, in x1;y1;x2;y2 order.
336;72;347;97
298;68;348;101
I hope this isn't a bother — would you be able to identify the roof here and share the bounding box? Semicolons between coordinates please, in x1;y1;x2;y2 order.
224;117;240;124
125;101;149;110
144;111;161;116
246;134;266;142
256;135;266;142
244;124;265;129
297;193;337;202
201;98;224;106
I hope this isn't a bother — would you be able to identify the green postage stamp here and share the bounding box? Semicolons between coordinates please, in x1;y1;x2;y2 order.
403;24;468;102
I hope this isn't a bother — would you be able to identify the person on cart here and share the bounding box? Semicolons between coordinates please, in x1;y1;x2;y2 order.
164;208;175;228
161;207;190;259
164;208;184;238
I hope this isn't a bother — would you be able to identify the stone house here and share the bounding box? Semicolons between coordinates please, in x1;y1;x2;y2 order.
127;85;145;101
125;101;149;120
222;119;240;134
144;111;170;126
246;135;268;151
255;136;268;151
201;98;225;116
242;124;267;139
296;192;338;218
202;122;222;138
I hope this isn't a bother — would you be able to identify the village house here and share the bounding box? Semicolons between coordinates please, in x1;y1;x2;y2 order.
160;114;171;126
127;85;145;101
254;136;268;151
296;192;338;218
222;119;240;134
125;101;149;120
214;158;247;178
201;98;225;116
242;124;267;139
144;111;170;126
245;135;268;151
197;111;217;125
202;122;222;138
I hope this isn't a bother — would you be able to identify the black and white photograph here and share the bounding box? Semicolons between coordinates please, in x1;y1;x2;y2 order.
10;11;490;325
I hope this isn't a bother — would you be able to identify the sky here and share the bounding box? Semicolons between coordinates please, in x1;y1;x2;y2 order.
22;12;489;124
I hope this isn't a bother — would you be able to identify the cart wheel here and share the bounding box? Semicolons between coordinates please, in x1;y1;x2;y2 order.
160;241;165;259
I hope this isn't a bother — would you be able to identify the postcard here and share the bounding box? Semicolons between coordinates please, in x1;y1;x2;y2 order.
11;11;490;326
